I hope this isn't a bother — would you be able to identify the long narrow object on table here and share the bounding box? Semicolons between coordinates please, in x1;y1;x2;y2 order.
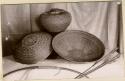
75;48;119;79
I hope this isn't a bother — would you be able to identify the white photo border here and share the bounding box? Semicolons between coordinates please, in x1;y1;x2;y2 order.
0;0;125;81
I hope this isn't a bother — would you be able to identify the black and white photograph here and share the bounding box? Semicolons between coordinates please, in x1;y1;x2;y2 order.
1;0;125;81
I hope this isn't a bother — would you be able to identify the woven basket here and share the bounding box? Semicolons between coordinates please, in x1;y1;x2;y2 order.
14;32;53;64
52;30;105;62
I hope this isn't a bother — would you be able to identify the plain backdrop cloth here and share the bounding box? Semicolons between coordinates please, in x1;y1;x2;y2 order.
31;2;119;51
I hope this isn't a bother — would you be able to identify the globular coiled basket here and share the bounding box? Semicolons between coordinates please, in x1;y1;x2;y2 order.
40;8;72;33
13;32;53;64
52;30;105;62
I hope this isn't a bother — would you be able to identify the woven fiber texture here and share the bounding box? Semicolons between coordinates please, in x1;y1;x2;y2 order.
14;32;53;64
52;30;105;62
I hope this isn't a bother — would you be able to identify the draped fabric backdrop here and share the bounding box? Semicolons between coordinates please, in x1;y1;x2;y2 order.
1;2;122;56
30;2;119;52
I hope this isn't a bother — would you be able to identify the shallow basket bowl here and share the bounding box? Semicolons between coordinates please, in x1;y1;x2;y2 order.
52;30;105;62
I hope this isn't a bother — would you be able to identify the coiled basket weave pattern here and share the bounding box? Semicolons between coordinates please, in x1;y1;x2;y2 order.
52;30;105;62
14;32;53;64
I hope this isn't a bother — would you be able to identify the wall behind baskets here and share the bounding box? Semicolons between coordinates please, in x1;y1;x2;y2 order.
1;1;123;56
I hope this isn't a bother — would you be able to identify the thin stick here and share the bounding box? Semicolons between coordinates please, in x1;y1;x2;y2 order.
3;66;89;79
76;53;120;79
75;48;118;79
